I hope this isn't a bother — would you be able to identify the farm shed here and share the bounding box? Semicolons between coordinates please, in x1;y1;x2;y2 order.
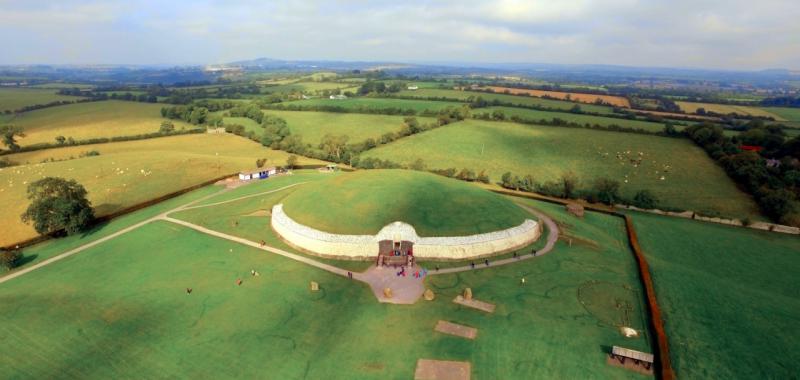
239;167;277;181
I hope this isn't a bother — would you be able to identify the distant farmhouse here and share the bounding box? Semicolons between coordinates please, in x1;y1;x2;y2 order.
329;94;347;100
239;167;277;181
407;85;419;90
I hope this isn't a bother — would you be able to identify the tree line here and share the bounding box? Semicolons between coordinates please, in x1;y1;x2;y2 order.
684;121;800;225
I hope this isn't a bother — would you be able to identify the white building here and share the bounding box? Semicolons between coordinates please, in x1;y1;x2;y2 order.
329;94;347;100
407;85;419;90
239;167;277;181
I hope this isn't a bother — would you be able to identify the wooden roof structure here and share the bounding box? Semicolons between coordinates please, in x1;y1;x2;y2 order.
612;346;654;363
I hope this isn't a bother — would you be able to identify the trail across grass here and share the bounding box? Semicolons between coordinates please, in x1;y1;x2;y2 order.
630;212;800;379
362;119;761;219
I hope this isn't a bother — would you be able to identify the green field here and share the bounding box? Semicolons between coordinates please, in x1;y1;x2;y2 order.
0;134;324;246
282;170;530;236
0;189;651;379
263;81;357;94
265;110;434;145
0;87;84;112
395;88;617;115
276;97;466;114
222;110;434;147
764;107;800;122
478;106;671;132
362;120;761;219
676;101;784;119
631;212;800;379
9;100;193;147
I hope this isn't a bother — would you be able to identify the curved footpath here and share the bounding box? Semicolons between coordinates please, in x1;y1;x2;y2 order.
0;182;560;306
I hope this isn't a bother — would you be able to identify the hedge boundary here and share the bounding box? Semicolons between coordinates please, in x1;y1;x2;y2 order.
491;188;674;380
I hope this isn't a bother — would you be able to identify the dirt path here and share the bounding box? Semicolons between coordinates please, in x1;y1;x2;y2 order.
429;205;559;275
0;186;230;285
0;182;307;285
1;184;560;307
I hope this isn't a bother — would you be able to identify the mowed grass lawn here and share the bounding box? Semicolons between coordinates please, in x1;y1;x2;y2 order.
395;88;617;115
0;134;325;246
10;100;194;147
276;97;465;113
0;197;651;379
282;170;531;236
478;106;672;133
0;87;84;112
631;212;800;379
362;120;761;219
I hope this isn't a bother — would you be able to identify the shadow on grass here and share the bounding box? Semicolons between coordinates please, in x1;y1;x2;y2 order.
16;253;39;267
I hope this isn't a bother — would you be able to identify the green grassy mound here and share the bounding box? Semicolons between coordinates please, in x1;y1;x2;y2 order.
281;169;530;236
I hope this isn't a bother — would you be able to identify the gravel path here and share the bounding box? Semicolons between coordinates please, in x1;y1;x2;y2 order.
429;204;560;275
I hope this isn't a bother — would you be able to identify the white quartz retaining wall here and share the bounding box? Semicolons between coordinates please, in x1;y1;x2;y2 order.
271;204;541;260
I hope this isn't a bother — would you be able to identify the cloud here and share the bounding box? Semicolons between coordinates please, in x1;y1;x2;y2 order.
0;0;797;69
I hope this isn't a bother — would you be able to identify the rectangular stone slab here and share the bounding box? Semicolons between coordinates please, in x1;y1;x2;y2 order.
453;296;496;313
435;320;477;340
414;359;471;380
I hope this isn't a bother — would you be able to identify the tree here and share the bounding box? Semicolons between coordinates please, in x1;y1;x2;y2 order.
560;171;579;199
319;134;349;160
286;155;298;170
256;158;267;168
0;125;25;152
160;121;175;133
663;123;677;136
592;177;621;205
0;249;23;270
632;189;659;209
55;135;66;145
21;177;94;236
477;170;490;184
501;172;513;188
409;158;426;171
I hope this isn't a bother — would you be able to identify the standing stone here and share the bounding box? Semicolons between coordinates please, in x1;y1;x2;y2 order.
310;281;319;292
424;289;435;301
463;288;473;300
383;287;393;299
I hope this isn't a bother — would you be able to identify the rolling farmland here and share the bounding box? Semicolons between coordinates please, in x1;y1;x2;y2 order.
362;119;761;219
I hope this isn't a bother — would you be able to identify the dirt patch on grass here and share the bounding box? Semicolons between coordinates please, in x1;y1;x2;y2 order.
435;320;477;339
415;359;471;380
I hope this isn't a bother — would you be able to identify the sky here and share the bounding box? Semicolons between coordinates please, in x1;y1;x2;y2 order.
1;0;798;70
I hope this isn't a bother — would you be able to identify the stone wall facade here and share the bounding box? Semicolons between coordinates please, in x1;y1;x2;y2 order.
271;204;541;260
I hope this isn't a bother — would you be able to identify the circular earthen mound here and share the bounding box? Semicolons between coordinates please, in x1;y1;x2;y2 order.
281;169;531;237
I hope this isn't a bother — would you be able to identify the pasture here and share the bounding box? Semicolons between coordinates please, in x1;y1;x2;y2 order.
0;133;324;246
675;101;784;119
277;97;466;114
481;86;631;108
362;119;761;219
0;183;651;379
0;87;84;112
262;110;433;145
394;88;617;115
281;169;530;236
631;212;800;379
263;81;357;94
9;100;194;147
477;106;672;132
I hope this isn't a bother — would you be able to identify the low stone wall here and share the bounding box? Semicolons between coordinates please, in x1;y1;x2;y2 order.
271;204;541;260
